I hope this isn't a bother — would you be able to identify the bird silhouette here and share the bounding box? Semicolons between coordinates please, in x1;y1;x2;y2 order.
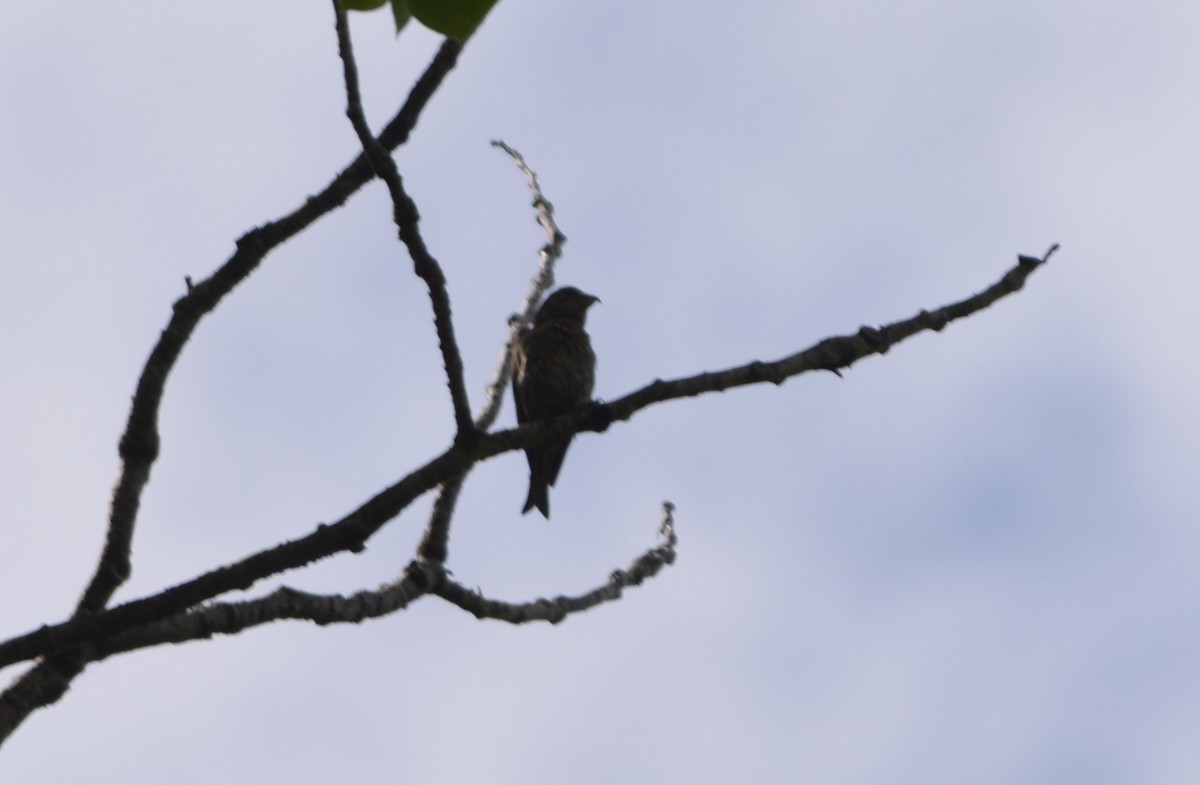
512;287;600;518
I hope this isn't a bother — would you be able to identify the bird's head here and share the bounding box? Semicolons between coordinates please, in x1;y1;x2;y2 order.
535;286;601;326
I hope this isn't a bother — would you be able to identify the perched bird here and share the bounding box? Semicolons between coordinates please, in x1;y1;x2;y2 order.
512;286;600;518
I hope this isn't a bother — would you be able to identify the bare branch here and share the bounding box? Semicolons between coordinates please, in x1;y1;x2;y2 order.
77;34;461;618
0;443;470;672
333;2;475;439
0;565;439;733
603;245;1060;421
0;0;1057;750
0;653;87;742
90;562;441;662
29;502;673;663
0;29;466;752
0;247;1053;674
435;502;678;624
416;475;466;563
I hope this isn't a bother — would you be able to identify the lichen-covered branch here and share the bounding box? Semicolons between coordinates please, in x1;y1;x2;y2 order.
90;562;441;662
435;502;677;624
2;504;673;671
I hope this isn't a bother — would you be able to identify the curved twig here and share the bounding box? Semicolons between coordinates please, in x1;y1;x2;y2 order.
491;140;569;325
435;502;677;624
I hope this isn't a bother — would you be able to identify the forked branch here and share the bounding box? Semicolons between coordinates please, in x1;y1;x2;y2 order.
0;245;1055;677
0;4;1057;751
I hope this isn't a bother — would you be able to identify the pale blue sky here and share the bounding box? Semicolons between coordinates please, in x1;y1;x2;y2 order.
2;2;1198;783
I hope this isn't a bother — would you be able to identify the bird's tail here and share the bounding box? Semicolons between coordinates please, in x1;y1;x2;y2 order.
522;480;551;518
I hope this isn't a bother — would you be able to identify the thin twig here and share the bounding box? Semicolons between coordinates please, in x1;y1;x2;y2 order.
480;140;569;429
435;502;678;623
416;475;465;563
333;2;475;439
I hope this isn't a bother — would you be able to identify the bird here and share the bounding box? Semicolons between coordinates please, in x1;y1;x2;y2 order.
512;286;600;518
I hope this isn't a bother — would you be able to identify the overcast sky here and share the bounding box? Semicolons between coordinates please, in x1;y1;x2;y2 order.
2;1;1198;783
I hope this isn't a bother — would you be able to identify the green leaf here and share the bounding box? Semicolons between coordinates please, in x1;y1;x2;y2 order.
390;0;412;34
409;0;499;40
340;0;389;10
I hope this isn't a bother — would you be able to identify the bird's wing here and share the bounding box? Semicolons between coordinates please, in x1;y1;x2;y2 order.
511;327;531;425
